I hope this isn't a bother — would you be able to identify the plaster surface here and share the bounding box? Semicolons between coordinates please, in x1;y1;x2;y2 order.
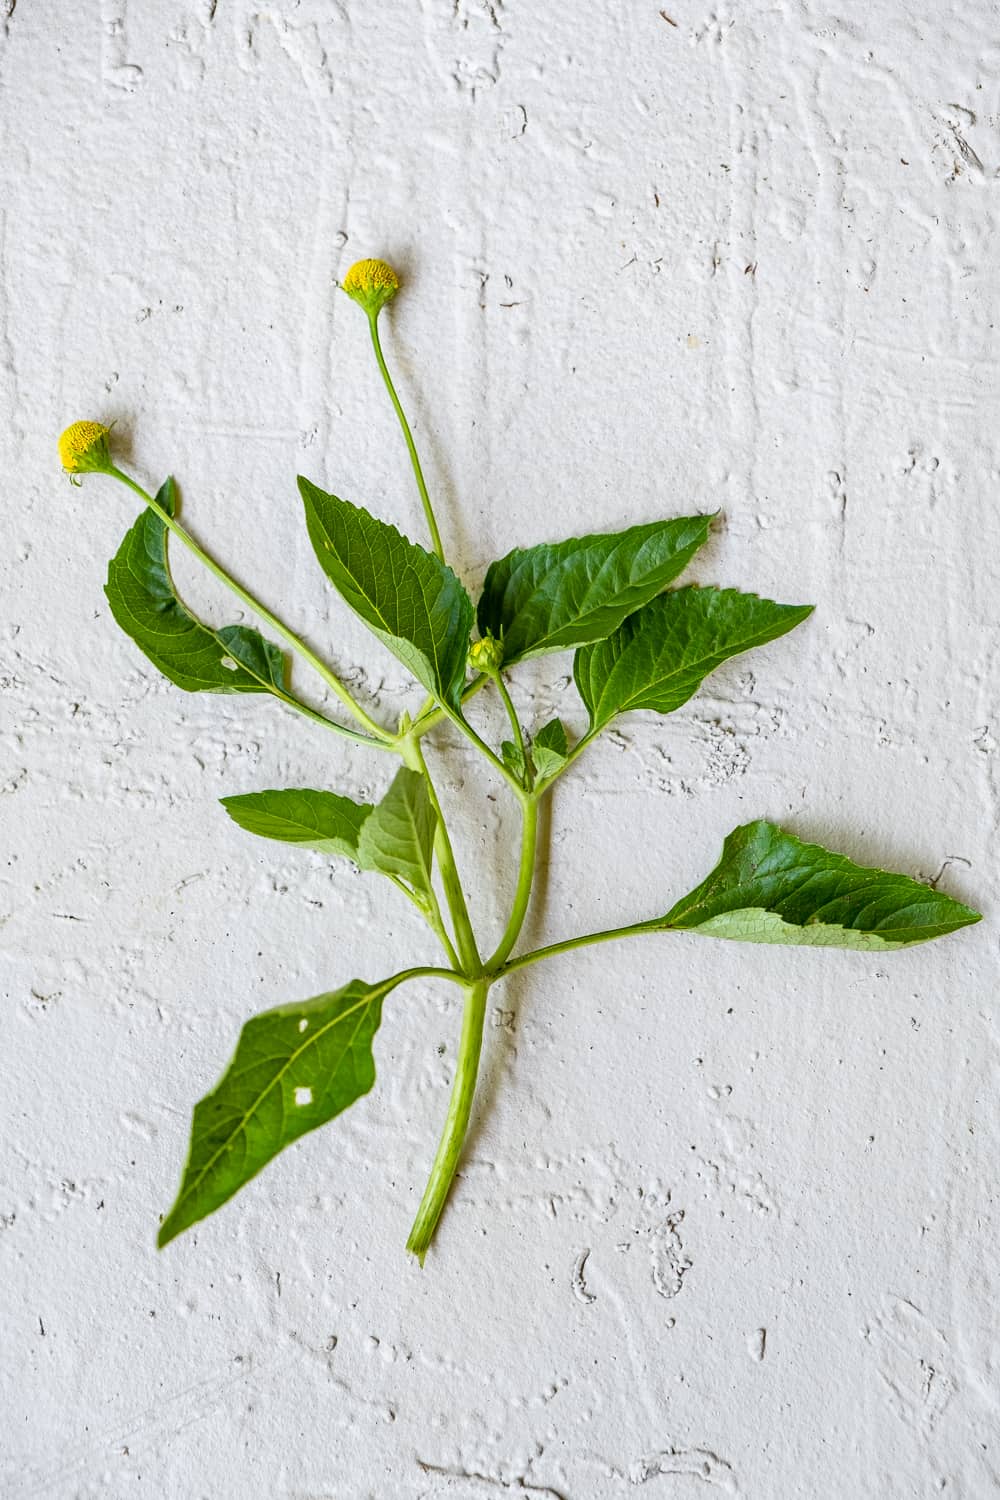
2;3;999;1496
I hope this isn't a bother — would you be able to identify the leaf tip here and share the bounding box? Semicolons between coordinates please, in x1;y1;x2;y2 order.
156;1213;181;1250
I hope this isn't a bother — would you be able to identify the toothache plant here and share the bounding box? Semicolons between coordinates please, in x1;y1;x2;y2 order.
60;258;981;1262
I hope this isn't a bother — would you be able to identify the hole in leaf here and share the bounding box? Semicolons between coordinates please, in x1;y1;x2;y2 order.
294;1086;313;1107
220;656;238;671
298;1019;309;1033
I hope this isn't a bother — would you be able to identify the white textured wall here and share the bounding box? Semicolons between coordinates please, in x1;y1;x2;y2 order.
3;2;998;1495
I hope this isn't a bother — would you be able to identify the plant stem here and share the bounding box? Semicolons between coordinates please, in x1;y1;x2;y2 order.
386;876;461;970
492;669;532;790
410;673;488;738
367;311;445;562
486;792;539;970
444;705;525;795
399;733;481;974
107;466;391;746
496;916;664;979
406;976;490;1262
382;964;468;995
540;725;600;791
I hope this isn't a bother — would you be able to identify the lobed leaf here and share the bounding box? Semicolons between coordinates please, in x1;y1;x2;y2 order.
575;587;813;732
299;478;473;708
476;515;713;665
357;767;437;903
220;788;373;861
158;979;388;1247
105;479;287;695
660;821;981;949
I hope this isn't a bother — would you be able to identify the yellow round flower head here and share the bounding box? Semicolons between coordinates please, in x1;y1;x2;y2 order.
59;420;112;477
341;258;400;317
468;633;504;674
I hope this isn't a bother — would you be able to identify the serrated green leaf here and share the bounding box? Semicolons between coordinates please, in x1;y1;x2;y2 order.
357;767;437;902
501;740;526;780
299;478;473;709
660;821;981;949
575;587;813;732
158;978;388;1247
476;514;713;665
105;479;287;695
220;788;373;860
531;717;569;780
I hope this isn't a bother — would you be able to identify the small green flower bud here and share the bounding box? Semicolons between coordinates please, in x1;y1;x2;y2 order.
468;634;504;674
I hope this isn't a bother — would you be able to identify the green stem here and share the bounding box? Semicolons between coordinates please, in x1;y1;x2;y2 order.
367;311;444;562
540;726;600;792
406;976;490;1262
410;673;487;737
107;466;391;746
444;705;525;795
386;875;461;971
382;964;468;995
497;916;663;979
492;669;532;790
399;733;481;974
486;792;539;970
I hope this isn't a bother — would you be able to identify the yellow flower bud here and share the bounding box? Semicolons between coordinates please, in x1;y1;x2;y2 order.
341;258;400;317
468;634;504;674
59;421;112;477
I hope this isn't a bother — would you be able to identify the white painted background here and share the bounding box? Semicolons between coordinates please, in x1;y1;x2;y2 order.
2;2;998;1495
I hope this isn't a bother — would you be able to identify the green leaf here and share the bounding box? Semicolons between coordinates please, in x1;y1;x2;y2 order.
220;788;373;860
105;479;287;695
158;978;388;1247
299;478;473;709
575;587;813;732
357;767;437;902
531;717;569;781
660;821;981;949
501;740;526;781
476;514;713;665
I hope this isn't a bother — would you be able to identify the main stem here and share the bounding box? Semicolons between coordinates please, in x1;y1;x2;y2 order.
107;467;389;744
406;976;490;1263
367;311;445;562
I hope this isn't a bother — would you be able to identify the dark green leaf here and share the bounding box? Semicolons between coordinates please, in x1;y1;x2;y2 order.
158;978;388;1247
299;478;473;709
357;767;437;902
660;821;981;949
476;515;713;665
105;479;287;695
220;788;373;860
575;587;813;732
531;717;569;781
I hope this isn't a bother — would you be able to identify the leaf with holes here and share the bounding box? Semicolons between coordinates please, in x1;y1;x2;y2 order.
299;478;473;708
659;821;981;949
476;514;712;665
157;978;390;1247
105;478;287;694
574;587;813;732
220;788;373;861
